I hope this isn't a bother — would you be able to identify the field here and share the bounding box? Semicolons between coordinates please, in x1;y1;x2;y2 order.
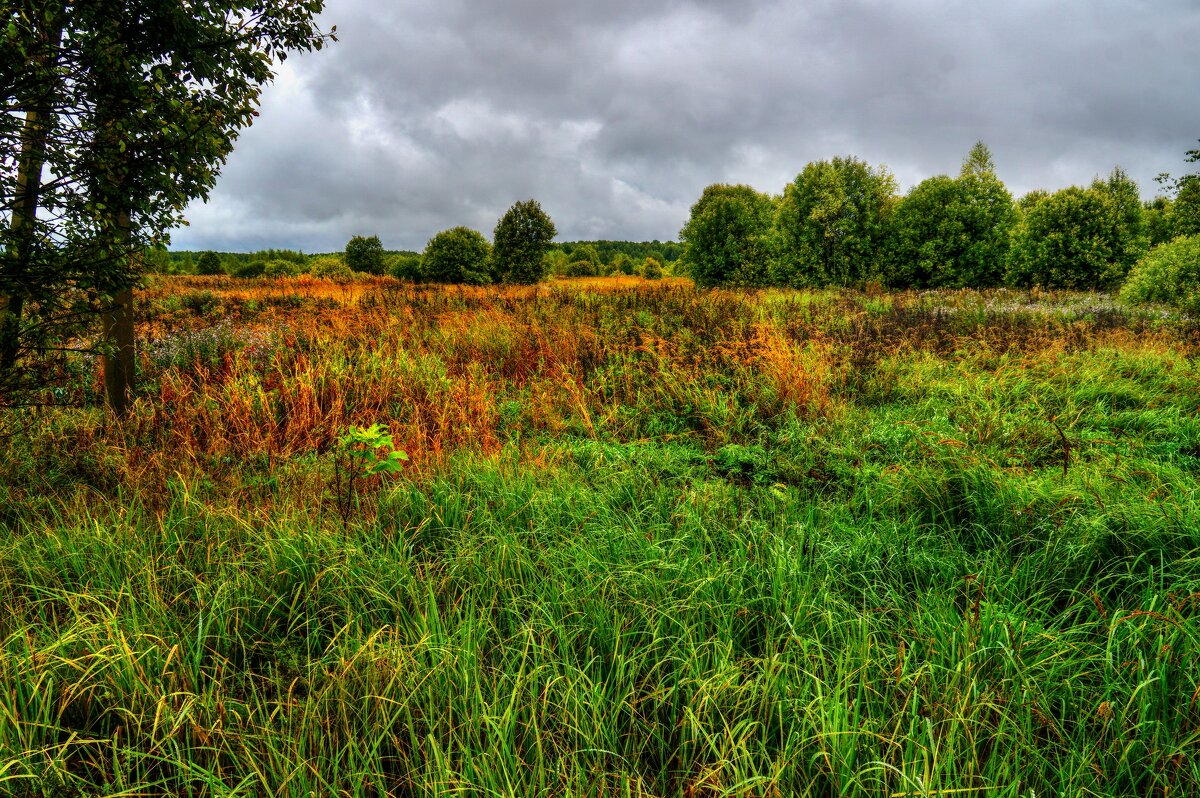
2;275;1199;797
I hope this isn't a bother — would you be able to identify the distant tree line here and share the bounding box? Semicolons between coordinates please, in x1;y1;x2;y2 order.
160;142;1198;310
161;201;558;285
161;206;682;284
680;141;1200;297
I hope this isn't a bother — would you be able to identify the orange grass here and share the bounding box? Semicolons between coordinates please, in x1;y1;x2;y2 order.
24;276;1197;505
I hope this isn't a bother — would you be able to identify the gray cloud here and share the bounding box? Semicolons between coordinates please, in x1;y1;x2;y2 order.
174;0;1200;252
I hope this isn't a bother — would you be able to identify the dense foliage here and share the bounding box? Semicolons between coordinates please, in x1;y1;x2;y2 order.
1158;141;1200;239
673;142;1198;299
305;255;348;281
679;183;774;288
421;226;492;285
345;235;386;275
0;0;331;412
195;250;226;276
1006;186;1126;288
492;199;557;284
769;157;897;287
1119;234;1200;313
560;239;682;266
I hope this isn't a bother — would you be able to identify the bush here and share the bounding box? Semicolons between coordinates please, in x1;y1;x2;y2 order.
564;260;597;277
640;257;664;279
389;254;423;281
771;157;897;287
195;251;225;275
1119;235;1200;314
493;200;556;284
611;253;635;276
422;227;492;285
262;259;301;278
679;183;773;288
1006;186;1123;288
345;235;386;275
884;145;1015;289
233;260;266;278
310;256;353;281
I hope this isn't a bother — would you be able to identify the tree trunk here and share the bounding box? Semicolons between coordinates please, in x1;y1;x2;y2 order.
1;18;63;377
101;211;136;419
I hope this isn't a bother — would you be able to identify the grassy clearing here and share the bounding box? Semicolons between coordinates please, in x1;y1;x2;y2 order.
2;276;1199;796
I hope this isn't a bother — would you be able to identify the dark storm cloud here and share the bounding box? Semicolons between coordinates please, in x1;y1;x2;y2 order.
174;0;1200;252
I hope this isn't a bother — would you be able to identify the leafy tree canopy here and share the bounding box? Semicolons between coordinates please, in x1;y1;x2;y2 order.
1156;140;1200;239
492;200;556;284
1120;234;1200;314
345;235;386;275
1007;186;1123;288
885;143;1015;288
679;183;774;288
1090;166;1147;281
195;251;225;276
770;157;897;287
422;227;492;285
1;0;331;410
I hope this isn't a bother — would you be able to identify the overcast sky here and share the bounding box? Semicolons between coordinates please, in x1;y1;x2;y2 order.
172;0;1200;253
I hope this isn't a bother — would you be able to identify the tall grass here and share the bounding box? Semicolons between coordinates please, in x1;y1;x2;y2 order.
1;277;1198;796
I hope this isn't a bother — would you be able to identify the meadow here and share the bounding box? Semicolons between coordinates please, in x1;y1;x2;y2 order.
1;275;1199;797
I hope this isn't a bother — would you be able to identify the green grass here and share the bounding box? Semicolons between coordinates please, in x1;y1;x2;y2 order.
1;280;1198;796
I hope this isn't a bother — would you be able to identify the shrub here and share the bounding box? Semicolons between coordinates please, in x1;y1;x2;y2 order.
679;183;773;288
492;199;556;284
233;259;266;278
1119;235;1200;314
640;257;664;279
422;227;492;285
884;144;1015;289
771;157;897;287
345;235;386;275
310;255;353;281
565;260;597;278
389;253;423;281
611;253;635;276
262;259;301;278
1006;186;1123;288
543;248;570;277
195;251;225;275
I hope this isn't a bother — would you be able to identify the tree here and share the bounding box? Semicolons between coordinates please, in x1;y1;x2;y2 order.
953;142;1017;286
1090;166;1147;284
1174;176;1200;238
492;199;556;284
388;253;423;281
610;253;635;276
1;1;332;414
1120;234;1200;315
640;257;664;279
1006;186;1122;288
564;260;597;277
885;143;1015;288
771;157;897;287
569;242;601;267
884;175;963;288
1156;141;1200;239
421;227;492;285
195;251;225;275
1144;197;1176;247
1118;231;1200;312
679;184;773;288
542;247;570;276
345;235;385;275
309;255;352;281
